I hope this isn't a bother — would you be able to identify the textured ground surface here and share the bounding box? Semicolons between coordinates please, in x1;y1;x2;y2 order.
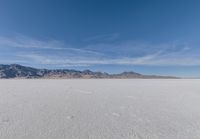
0;79;200;139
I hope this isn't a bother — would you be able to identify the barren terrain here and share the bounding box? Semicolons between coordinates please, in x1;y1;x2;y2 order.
0;79;200;139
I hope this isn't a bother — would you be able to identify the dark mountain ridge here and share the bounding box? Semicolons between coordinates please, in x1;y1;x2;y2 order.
0;64;178;79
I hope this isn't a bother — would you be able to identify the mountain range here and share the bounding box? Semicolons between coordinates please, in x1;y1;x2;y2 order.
0;64;178;79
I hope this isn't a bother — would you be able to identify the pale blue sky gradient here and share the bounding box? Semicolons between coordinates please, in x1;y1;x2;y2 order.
0;0;200;77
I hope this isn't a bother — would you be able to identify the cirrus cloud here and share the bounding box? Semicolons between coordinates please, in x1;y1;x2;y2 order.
0;34;199;68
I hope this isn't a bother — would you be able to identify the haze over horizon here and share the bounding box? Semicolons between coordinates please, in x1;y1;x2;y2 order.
1;0;200;77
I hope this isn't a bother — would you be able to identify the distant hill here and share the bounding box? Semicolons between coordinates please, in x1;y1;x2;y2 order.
0;64;178;79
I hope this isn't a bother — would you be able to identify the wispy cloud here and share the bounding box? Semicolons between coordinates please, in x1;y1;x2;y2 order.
17;50;200;67
83;33;120;42
0;34;199;68
85;40;190;57
0;35;65;49
0;35;104;55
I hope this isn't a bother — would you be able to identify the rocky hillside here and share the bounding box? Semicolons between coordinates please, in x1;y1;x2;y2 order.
0;64;178;79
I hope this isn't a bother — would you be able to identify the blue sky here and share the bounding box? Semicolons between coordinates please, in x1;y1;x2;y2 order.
0;0;200;77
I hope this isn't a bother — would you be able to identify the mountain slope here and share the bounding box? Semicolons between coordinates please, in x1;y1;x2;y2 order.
0;64;178;79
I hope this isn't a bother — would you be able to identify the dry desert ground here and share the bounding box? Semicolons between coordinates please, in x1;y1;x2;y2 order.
0;79;200;139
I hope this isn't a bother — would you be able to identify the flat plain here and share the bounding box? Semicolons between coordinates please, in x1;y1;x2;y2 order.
0;79;200;139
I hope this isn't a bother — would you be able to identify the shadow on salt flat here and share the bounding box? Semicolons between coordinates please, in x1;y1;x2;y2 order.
66;115;75;120
0;116;11;126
